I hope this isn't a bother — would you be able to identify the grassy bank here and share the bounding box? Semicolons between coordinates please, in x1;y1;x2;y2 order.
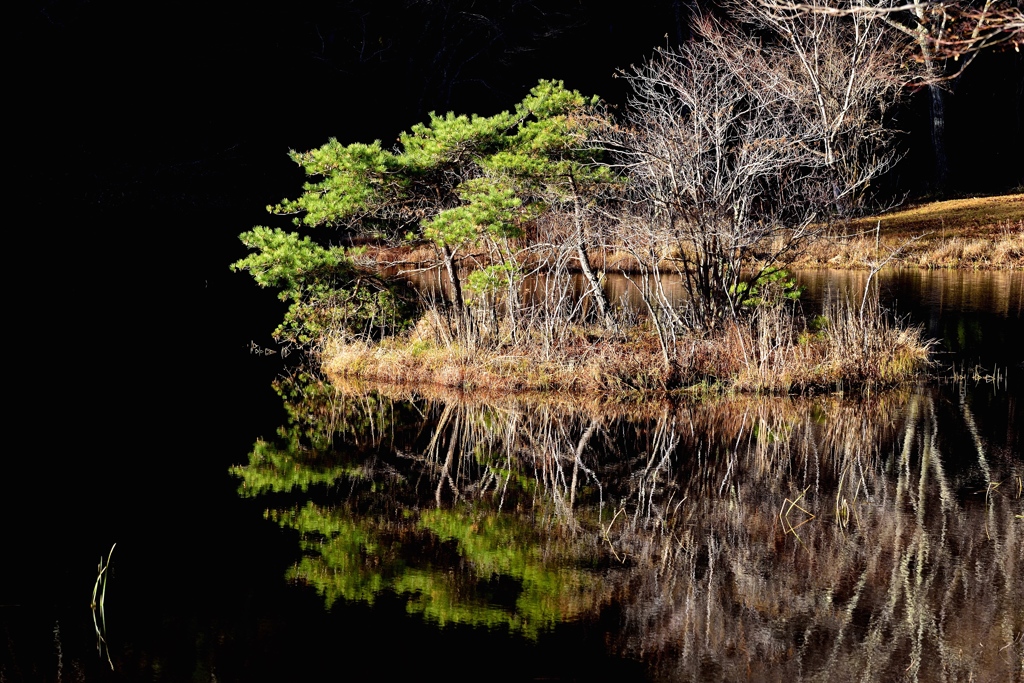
591;195;1023;271
323;298;931;396
792;194;1024;270
320;196;1003;396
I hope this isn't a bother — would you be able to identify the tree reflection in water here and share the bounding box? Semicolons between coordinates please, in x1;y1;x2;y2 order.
232;373;1022;681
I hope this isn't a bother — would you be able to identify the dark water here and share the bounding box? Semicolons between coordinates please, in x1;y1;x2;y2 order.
797;269;1024;369
2;271;1021;682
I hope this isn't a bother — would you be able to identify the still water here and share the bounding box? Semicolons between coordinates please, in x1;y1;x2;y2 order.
3;270;1021;682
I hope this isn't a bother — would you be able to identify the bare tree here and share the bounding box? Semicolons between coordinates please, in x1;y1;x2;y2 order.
732;1;909;203
754;1;1023;64
752;0;1024;189
607;15;904;331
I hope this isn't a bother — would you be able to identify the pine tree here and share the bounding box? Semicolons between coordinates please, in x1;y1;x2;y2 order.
248;80;613;340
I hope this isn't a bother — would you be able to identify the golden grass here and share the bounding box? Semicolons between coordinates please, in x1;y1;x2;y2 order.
323;324;672;395
323;298;931;397
793;194;1024;270
843;193;1024;235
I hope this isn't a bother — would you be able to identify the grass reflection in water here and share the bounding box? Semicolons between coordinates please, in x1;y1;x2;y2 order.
232;373;1023;681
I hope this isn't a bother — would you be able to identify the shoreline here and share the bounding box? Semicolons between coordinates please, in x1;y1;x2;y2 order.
361;195;1023;274
321;301;932;398
318;195;1019;398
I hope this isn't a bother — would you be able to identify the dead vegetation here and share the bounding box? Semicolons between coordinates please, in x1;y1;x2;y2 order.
789;194;1024;269
323;294;931;396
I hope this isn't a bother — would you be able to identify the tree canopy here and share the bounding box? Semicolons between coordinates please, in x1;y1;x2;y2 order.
237;79;613;343
272;79;608;244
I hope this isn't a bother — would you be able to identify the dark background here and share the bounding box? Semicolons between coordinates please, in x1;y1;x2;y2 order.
5;1;1022;680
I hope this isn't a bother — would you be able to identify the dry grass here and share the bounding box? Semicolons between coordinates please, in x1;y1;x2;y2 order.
722;298;932;393
792;194;1024;270
843;193;1024;235
323;320;672;395
323;297;931;396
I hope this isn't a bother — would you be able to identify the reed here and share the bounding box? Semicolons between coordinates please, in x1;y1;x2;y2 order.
323;292;931;396
323;318;674;394
91;543;116;670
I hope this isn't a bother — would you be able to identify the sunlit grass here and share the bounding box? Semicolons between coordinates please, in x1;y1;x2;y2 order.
794;194;1024;270
845;194;1024;236
91;543;116;670
322;294;931;396
363;194;1024;272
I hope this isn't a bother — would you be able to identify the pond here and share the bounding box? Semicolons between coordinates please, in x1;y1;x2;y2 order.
2;270;1021;682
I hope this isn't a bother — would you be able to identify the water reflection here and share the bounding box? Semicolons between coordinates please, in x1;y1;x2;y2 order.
798;270;1024;370
233;374;1022;680
612;387;1022;682
400;267;1024;318
399;267;1024;369
800;269;1024;317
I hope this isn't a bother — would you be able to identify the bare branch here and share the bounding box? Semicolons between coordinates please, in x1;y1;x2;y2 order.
755;1;1023;68
604;13;903;330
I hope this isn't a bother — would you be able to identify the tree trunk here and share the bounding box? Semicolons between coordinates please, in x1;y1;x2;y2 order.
913;6;950;193
927;81;949;192
441;243;467;336
570;192;614;328
575;239;613;328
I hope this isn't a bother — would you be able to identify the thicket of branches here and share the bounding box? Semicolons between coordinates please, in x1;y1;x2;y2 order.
606;13;905;333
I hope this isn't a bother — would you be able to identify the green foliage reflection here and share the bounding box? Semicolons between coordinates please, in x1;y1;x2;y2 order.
231;430;365;496
231;375;609;638
263;501;602;638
